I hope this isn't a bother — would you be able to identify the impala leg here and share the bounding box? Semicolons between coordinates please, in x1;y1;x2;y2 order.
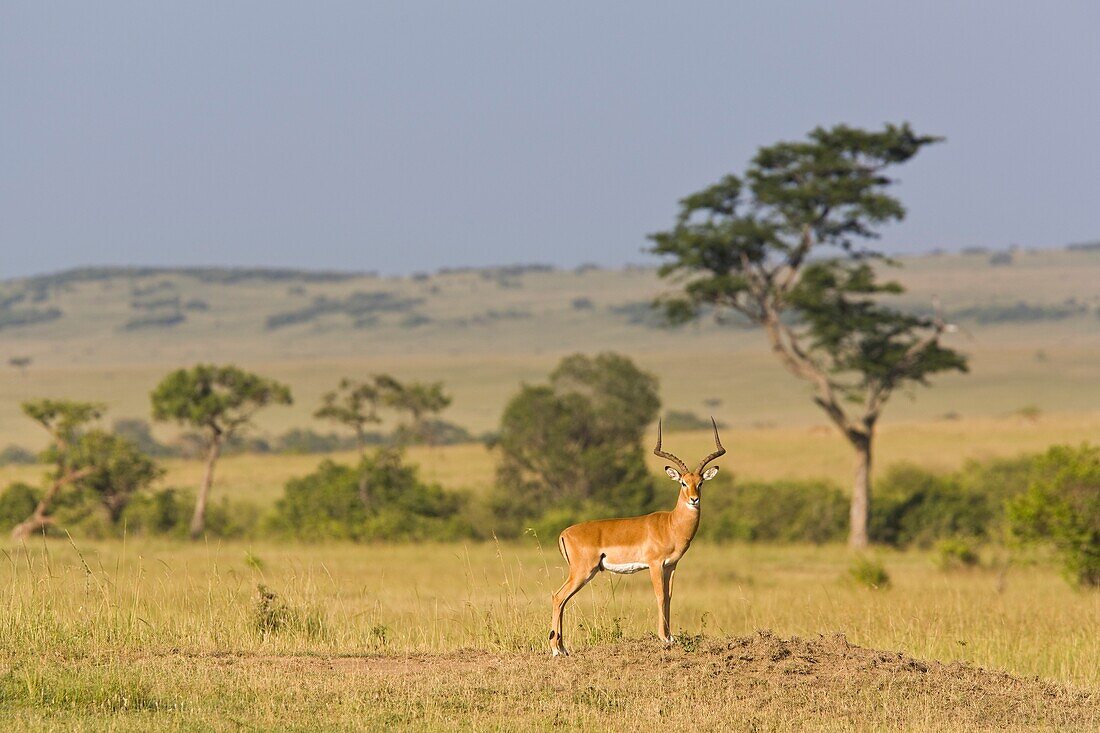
650;563;675;644
550;562;599;657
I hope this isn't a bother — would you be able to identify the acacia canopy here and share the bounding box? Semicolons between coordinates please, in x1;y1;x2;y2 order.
651;123;968;548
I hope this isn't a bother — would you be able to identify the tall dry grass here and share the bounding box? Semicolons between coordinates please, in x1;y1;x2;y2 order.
3;537;1097;686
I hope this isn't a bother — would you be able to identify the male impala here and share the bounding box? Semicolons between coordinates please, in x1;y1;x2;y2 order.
549;419;725;656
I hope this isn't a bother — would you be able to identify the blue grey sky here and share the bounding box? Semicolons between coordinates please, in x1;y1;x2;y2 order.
2;2;1098;278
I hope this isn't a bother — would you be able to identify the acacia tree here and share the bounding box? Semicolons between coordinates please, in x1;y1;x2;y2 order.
375;376;452;446
151;365;291;538
650;123;968;549
315;378;384;507
70;430;163;523
10;399;103;540
314;378;382;456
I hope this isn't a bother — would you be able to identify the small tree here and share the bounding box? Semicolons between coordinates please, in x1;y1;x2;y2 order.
314;378;382;457
10;399;103;540
315;377;385;507
151;365;291;538
69;430;163;523
375;376;452;446
492;353;660;533
1008;445;1100;587
651;123;968;548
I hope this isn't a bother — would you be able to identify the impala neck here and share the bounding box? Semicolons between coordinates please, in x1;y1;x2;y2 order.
669;494;701;543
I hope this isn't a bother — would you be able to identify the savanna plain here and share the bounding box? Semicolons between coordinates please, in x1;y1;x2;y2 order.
2;251;1099;730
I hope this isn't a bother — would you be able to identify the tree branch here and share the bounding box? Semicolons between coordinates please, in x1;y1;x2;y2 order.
759;308;859;438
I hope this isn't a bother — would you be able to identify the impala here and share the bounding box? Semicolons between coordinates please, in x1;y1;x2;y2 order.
549;419;725;656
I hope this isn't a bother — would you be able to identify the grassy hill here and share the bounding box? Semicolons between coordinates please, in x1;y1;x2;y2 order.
1;248;1099;448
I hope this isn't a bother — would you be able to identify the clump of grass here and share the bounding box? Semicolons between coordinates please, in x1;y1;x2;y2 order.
370;624;389;647
253;584;295;635
578;616;624;645
252;583;326;639
848;556;891;589
935;538;980;571
244;549;265;571
676;632;705;653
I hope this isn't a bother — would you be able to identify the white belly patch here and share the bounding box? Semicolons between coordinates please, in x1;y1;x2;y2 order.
600;559;649;574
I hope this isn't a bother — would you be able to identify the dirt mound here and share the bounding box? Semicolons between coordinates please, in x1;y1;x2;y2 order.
598;629;972;677
321;631;1098;731
559;630;1097;729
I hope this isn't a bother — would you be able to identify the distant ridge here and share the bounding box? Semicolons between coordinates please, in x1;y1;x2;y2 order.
2;261;630;287
3;265;373;287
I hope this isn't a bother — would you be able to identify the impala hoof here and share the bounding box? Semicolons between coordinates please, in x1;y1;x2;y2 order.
551;646;569;657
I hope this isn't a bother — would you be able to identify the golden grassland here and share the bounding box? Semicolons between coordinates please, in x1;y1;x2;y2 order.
1;539;1097;731
3;338;1099;447
4;412;1097;507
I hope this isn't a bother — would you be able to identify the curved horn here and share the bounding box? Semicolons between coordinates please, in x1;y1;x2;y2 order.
696;417;726;473
653;420;689;474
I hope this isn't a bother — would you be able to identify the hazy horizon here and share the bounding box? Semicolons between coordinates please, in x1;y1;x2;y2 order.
4;2;1099;279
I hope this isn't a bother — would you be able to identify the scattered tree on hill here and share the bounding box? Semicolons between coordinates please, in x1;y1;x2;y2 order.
651;123;968;549
8;356;32;375
492;352;660;534
112;417;176;457
10;399;103;540
151;365;292;538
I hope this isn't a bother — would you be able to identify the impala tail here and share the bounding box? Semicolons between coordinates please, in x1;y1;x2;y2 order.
557;533;569;564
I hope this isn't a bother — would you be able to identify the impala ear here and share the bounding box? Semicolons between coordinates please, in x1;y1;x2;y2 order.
664;466;681;481
701;466;719;481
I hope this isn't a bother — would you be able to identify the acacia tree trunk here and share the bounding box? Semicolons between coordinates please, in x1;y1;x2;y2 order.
848;432;873;550
11;468;92;541
190;437;222;539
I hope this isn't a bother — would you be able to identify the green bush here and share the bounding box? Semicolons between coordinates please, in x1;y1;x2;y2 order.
870;463;995;547
935;538;980;570
955;454;1034;507
120;488;191;535
273;428;366;454
848;556;891;589
270;452;473;541
1008;445;1100;587
698;477;847;544
660;410;722;431
0;482;40;530
0;445;37;466
100;487;260;539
